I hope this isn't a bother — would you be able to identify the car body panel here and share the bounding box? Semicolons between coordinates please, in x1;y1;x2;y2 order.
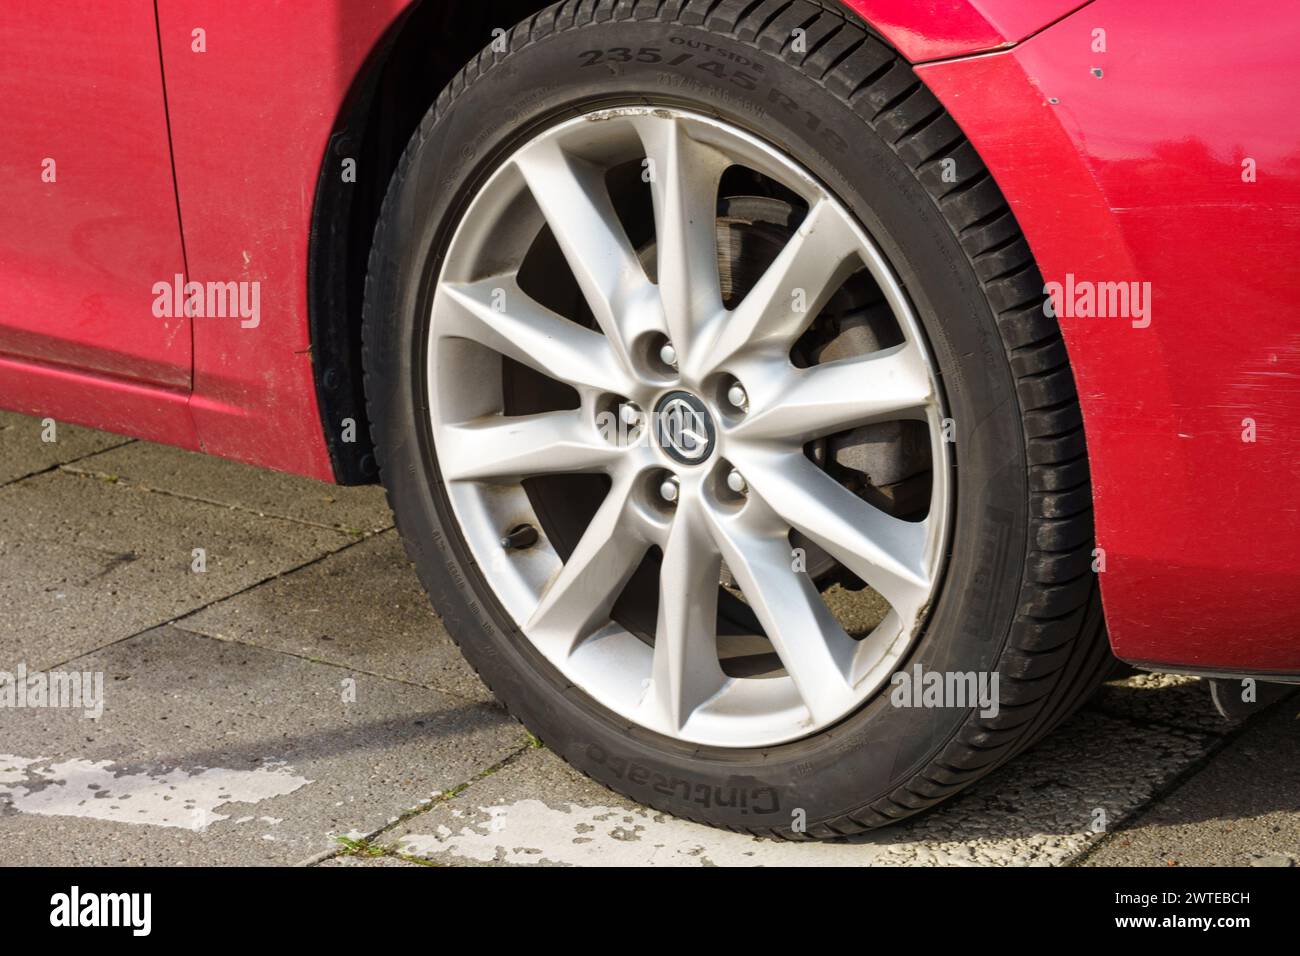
918;0;1300;671
0;1;191;389
844;0;1090;63
151;1;409;478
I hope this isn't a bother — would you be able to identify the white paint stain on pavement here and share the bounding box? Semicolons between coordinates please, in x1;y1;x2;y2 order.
0;755;40;786
398;799;1049;866
0;754;310;830
392;708;1220;867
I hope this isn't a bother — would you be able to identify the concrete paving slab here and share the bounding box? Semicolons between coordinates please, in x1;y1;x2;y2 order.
0;411;132;485
0;470;356;668
0;626;525;865
182;531;494;704
384;709;1214;866
1083;697;1300;867
63;440;392;534
0;536;134;668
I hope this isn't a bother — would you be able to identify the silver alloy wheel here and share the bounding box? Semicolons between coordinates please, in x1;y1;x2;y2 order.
427;107;951;747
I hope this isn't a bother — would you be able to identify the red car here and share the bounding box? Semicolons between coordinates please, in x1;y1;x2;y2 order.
3;0;1297;837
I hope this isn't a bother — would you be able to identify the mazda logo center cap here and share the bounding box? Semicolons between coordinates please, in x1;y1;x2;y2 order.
654;391;716;464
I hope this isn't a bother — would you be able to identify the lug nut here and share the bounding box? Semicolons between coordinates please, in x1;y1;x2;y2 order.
659;343;678;367
659;476;680;503
726;469;747;495
619;402;640;426
726;383;748;410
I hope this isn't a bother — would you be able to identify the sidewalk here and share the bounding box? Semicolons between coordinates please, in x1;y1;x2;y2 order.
1;411;1294;866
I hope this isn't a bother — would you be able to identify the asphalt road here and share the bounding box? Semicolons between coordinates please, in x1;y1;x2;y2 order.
1;410;1295;866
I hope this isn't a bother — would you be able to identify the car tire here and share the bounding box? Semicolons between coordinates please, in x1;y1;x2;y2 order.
362;0;1110;837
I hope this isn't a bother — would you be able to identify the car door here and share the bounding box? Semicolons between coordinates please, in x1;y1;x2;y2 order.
0;1;190;388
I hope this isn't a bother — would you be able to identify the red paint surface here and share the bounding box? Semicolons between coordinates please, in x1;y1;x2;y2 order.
0;354;198;450
919;0;1300;671
0;2;191;388
154;1;407;479
846;0;1090;62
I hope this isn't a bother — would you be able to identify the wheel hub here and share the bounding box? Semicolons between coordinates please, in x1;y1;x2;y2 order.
653;390;716;465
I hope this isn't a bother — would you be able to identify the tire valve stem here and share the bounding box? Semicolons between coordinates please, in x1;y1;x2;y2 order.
500;523;540;550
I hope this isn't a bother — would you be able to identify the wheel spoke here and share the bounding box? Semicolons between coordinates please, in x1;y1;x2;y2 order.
437;277;631;395
643;494;727;732
702;505;859;725
702;198;862;373
439;410;618;483
733;343;933;442
512;138;658;360
525;471;649;652
741;451;932;628
632;116;729;361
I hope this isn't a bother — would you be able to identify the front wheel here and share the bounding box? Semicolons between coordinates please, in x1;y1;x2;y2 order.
362;0;1109;836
